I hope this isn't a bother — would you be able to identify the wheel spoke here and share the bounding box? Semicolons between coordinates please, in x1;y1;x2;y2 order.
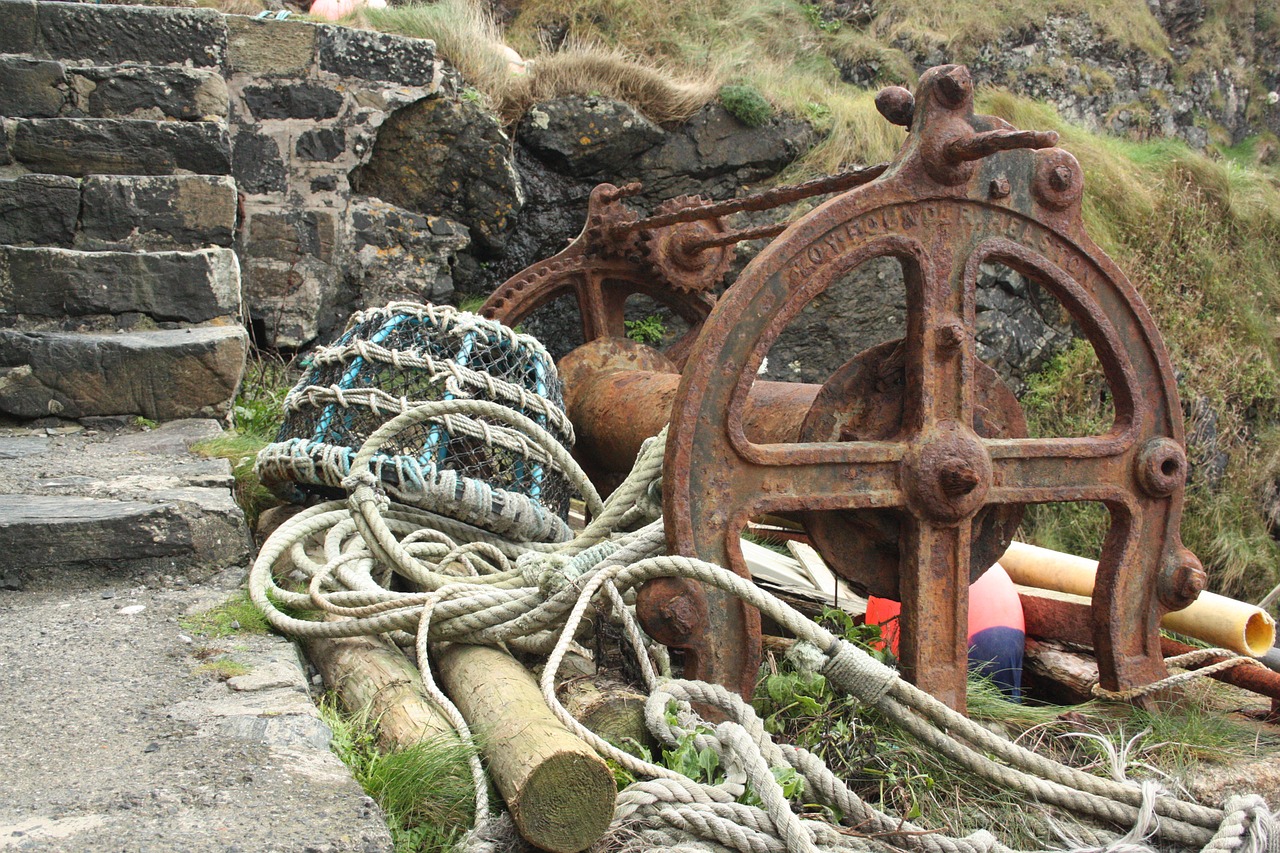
573;272;628;341
986;437;1131;505
728;442;905;516
898;518;971;712
902;234;973;431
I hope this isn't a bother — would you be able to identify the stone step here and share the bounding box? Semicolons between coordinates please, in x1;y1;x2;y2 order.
0;325;248;421
1;0;226;68
0;174;237;250
0;56;229;121
0;419;251;582
0;246;241;322
5;117;231;178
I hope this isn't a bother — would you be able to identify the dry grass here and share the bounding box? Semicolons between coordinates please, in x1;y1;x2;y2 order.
867;0;1171;61
494;45;716;126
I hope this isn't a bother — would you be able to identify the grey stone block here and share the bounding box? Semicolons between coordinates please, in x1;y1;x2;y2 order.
69;66;229;121
348;197;466;308
0;494;192;568
0;57;67;119
231;129;286;194
80;175;236;250
245;210;334;262
226;16;316;76
242;83;342;120
295;126;344;161
0;0;38;54
0;174;79;248
0;326;248;420
37;3;226;68
317;25;437;86
11;118;231;177
0;247;242;322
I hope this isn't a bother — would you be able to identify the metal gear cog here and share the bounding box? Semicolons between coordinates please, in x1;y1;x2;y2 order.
640;195;736;294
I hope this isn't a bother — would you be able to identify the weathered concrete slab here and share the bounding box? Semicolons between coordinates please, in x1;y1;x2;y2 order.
0;420;250;583
0;326;248;421
0;246;241;320
0;574;393;851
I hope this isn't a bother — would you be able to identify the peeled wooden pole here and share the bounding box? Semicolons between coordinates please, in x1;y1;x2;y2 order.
435;643;615;853
557;675;653;750
1000;540;1277;657
302;633;457;750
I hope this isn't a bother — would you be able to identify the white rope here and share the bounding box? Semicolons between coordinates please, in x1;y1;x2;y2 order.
250;415;1276;853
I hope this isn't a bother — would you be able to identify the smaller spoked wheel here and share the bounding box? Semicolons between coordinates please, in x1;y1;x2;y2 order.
481;253;715;368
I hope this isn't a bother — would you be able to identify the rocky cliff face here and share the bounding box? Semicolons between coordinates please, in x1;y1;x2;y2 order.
830;0;1278;150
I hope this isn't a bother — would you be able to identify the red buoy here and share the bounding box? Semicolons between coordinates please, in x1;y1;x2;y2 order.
864;563;1025;699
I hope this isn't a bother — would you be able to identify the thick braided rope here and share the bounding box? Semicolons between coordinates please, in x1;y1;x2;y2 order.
1092;650;1269;701
251;420;1275;853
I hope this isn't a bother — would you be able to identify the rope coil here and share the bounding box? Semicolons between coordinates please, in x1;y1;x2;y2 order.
251;391;1277;853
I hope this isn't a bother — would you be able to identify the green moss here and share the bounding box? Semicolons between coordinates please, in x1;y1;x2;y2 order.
180;591;272;638
719;82;775;126
193;658;251;681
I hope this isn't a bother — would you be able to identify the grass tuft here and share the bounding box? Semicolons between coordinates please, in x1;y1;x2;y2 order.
179;590;271;638
494;44;716;126
319;695;476;853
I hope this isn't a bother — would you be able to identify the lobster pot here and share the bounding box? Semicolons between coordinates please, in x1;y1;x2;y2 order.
256;302;576;543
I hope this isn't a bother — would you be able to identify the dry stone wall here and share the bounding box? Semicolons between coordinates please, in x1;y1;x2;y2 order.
0;0;475;423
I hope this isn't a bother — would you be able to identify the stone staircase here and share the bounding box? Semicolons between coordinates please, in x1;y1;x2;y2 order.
0;0;252;584
0;7;396;848
0;0;248;424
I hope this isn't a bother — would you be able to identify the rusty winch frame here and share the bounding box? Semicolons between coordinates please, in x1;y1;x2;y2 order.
481;64;1206;713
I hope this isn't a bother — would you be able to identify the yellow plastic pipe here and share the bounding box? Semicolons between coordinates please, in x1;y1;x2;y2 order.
999;540;1276;657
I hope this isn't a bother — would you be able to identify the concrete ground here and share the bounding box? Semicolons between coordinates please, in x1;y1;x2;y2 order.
0;420;394;851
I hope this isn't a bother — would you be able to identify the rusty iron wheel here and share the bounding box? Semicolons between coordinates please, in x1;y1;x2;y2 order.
654;65;1201;711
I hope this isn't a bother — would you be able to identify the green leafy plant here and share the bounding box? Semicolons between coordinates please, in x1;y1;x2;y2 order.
624;313;668;345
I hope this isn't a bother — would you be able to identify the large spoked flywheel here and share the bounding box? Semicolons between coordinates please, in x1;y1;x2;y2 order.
656;66;1203;710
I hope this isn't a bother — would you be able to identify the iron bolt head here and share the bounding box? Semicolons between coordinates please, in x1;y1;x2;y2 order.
1136;437;1186;497
989;177;1011;198
937;322;966;351
1158;549;1207;610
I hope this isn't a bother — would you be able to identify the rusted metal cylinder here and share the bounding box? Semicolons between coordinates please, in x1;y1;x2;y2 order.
559;339;820;479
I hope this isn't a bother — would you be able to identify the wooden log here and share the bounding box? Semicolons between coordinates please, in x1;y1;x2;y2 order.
1023;638;1098;705
435;643;616;853
557;674;654;750
302;632;457;751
